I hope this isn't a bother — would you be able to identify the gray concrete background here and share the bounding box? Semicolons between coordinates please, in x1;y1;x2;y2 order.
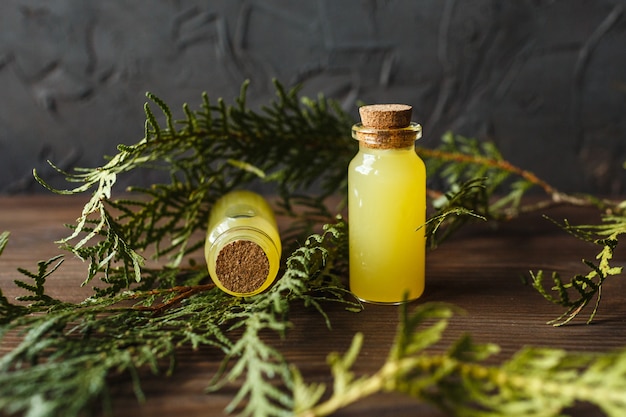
1;0;625;194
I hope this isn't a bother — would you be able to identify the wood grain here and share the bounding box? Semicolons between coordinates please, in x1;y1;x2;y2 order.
0;196;624;416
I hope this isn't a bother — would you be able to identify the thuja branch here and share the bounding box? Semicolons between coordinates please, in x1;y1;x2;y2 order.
0;220;357;417
420;132;626;324
420;132;624;222
419;146;556;195
33;80;356;294
131;283;216;314
531;216;625;326
294;303;626;417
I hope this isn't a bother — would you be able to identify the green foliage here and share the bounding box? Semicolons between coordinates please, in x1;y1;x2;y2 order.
0;231;8;255
422;132;626;324
0;231;30;323
294;303;626;417
425;178;488;248
531;216;625;326
34;80;356;294
418;132;545;249
421;132;540;220
2;81;362;417
208;220;354;417
14;255;65;307
0;220;355;417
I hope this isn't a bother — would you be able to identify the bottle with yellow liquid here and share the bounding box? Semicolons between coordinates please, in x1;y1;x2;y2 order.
348;104;426;304
205;190;282;297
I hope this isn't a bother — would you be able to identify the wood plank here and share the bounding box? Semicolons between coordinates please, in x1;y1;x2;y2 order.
0;195;623;416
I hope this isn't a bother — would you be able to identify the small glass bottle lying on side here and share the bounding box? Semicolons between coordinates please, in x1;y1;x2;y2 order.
204;190;282;296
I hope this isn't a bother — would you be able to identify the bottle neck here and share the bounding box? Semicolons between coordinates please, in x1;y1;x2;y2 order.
351;122;422;149
358;142;416;153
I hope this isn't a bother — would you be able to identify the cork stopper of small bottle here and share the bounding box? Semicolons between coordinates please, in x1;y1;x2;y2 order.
353;104;421;149
359;104;412;129
215;240;269;294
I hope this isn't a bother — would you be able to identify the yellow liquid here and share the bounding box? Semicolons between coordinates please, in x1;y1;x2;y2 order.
348;145;426;304
205;190;282;296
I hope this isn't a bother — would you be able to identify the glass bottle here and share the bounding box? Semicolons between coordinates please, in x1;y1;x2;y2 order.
204;190;282;296
348;104;426;304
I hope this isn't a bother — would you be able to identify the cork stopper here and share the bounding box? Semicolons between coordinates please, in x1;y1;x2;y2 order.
359;104;412;128
353;104;421;149
215;240;269;294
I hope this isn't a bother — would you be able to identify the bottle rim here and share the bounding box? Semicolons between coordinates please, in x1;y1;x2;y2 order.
206;226;281;297
351;122;422;149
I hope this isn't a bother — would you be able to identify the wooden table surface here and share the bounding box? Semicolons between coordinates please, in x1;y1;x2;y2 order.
1;195;625;417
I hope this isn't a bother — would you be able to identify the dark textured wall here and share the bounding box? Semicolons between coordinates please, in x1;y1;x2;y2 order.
1;1;625;194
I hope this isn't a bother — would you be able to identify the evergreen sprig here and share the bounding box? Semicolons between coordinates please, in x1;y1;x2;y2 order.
208;219;355;417
531;215;626;326
0;231;30;323
420;132;543;221
33;80;355;294
420;132;626;324
425;177;488;248
13;255;65;307
0;219;355;417
294;302;626;417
